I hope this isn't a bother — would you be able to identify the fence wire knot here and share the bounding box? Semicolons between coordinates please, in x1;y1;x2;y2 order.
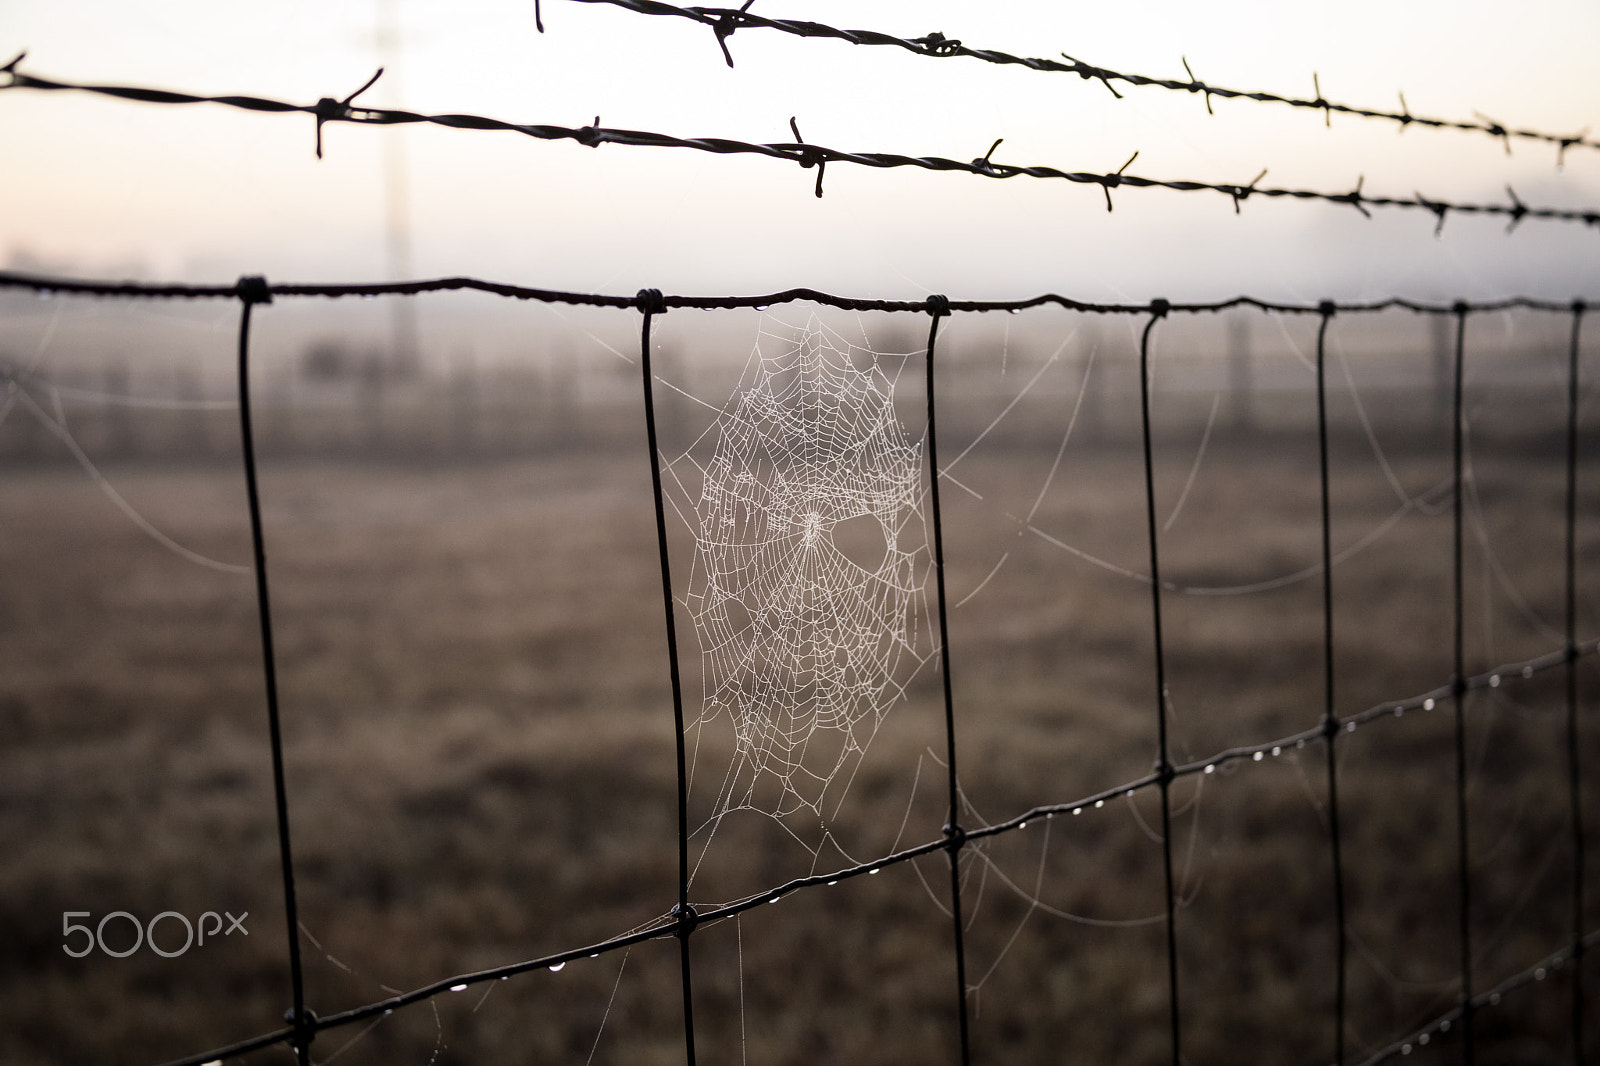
236;275;273;306
634;287;667;316
671;903;699;938
925;293;950;318
942;823;967;852
283;1006;318;1049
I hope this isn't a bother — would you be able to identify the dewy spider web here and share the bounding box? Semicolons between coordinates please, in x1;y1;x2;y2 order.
677;316;930;824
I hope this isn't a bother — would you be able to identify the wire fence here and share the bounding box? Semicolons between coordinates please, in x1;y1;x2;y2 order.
4;7;1599;1062
1;270;1593;1066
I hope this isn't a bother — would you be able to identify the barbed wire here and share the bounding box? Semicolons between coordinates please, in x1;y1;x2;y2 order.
554;0;1600;166
4;267;1594;1065
4;55;1597;230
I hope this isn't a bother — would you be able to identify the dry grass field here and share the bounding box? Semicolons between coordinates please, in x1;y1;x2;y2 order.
2;303;1597;1065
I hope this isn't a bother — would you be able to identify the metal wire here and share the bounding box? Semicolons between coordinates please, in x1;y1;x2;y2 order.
635;289;699;1066
922;297;973;1066
233;279;313;1066
1;270;1593;1066
1137;303;1184;1066
1563;302;1587;1065
558;0;1600;164
1450;304;1477;1064
1316;305;1349;1066
3;61;1597;229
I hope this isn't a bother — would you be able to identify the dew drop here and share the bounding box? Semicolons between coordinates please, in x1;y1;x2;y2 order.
1204;764;1216;775
1402;1044;1412;1055
1271;746;1282;756
1019;821;1028;829
362;293;376;300
1440;1020;1450;1033
450;983;468;992
1072;807;1082;815
869;868;880;875
1346;721;1357;732
1535;967;1547;980
1252;751;1263;761
1394;707;1405;717
1424;698;1436;711
1296;739;1305;748
1094;800;1105;808
1489;993;1501;1006
1419;1033;1430;1046
1522;665;1534;678
827;880;838;886
550;962;566;972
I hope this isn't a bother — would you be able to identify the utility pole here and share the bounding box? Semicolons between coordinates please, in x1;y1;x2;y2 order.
376;0;419;377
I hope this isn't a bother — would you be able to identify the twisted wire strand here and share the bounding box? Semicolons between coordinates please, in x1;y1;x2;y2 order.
3;61;1597;229
559;0;1600;163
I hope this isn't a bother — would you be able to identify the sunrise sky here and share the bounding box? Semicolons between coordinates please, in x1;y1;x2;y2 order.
3;0;1598;304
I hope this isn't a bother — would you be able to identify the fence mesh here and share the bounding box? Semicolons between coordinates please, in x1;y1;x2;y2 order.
1;274;1594;1066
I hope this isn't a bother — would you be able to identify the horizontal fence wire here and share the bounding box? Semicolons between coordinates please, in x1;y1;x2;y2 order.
3;56;1597;229
555;0;1600;165
0;270;1592;315
1;267;1594;1066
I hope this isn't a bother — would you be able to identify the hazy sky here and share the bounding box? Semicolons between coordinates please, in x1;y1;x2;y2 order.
3;0;1598;303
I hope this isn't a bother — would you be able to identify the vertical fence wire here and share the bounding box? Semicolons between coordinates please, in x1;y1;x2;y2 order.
1565;301;1588;1065
1316;304;1350;1065
922;295;973;1066
233;277;312;1066
1136;299;1182;1066
1450;302;1476;1063
634;289;697;1066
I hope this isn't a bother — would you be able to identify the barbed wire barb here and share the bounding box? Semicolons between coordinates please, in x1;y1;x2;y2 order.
314;68;383;159
787;115;823;196
560;0;1600;161
1181;57;1213;115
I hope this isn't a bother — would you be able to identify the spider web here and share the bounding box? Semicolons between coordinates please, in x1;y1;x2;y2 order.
675;317;930;825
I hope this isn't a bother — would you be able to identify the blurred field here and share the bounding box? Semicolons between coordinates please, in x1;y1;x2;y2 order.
2;300;1598;1065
